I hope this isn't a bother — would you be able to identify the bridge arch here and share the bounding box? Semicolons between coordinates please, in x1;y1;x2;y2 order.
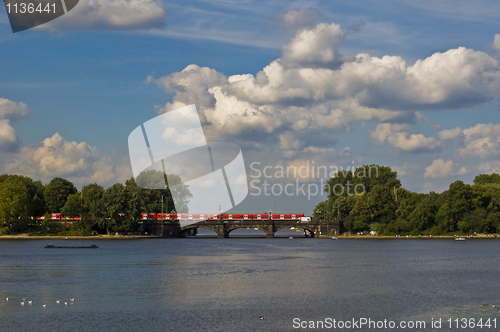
179;226;217;237
273;225;316;238
226;225;269;238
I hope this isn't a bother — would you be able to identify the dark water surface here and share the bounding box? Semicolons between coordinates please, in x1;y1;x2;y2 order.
0;238;499;331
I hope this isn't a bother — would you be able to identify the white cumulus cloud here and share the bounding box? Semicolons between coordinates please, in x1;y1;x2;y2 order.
282;22;346;68
273;8;325;32
494;33;500;52
423;159;469;178
147;23;500;161
40;0;166;31
0;120;20;153
371;123;442;152
4;133;130;185
438;127;464;140
0;98;32;152
456;123;500;158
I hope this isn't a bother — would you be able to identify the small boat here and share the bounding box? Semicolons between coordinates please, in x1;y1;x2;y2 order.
289;236;293;239
332;237;338;240
45;244;99;249
455;238;465;241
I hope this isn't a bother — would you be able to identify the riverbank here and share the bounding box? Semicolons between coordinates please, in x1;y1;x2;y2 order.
1;234;498;240
318;234;499;239
0;234;160;240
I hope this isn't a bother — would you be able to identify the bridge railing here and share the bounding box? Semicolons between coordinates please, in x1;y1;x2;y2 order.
164;220;339;227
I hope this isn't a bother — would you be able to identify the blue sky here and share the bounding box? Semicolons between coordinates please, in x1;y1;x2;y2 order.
1;0;500;214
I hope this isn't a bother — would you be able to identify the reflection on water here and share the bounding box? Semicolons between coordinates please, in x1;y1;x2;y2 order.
0;239;499;331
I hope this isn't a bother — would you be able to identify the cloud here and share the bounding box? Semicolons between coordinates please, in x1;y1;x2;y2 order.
421;181;448;194
494;34;500;52
436;123;500;159
0;120;19;153
392;162;418;177
4;133;130;185
438;127;464;140
0;98;32;152
273;8;325;32
423;159;469;178
146;64;227;115
350;47;500;111
279;132;302;158
40;0;166;31
282;23;346;68
0;98;31;121
148;23;500;161
455;123;500;158
476;161;500;174
370;123;442;152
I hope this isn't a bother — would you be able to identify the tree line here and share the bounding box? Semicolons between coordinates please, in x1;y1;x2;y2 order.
0;171;190;236
2;165;499;236
313;165;500;235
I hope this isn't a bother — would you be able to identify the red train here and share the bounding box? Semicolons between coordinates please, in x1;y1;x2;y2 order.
34;213;311;222
36;213;81;221
141;213;307;221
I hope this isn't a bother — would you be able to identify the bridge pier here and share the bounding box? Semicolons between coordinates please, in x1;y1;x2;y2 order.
142;219;343;238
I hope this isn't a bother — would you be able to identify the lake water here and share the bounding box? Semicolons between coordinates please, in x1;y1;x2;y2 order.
0;238;499;331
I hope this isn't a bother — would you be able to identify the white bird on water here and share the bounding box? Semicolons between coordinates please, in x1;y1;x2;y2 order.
56;300;60;304
64;302;68;305
20;302;24;306
5;298;8;301
28;301;32;305
70;298;75;302
42;304;46;308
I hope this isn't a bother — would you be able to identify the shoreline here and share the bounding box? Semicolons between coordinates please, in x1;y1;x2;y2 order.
0;234;497;240
0;234;157;240
318;234;499;239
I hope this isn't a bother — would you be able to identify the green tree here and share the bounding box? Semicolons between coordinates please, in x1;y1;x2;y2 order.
133;170;190;213
0;174;46;216
473;173;500;185
395;189;424;221
331;195;357;220
0;178;29;226
313;201;331;220
408;193;439;232
457;221;469;233
61;193;83;217
435;202;455;233
349;193;372;227
124;177;145;219
349;165;401;194
102;183;127;219
82;183;104;219
44;177;77;213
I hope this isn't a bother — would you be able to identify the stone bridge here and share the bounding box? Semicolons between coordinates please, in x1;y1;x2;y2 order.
143;219;341;238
